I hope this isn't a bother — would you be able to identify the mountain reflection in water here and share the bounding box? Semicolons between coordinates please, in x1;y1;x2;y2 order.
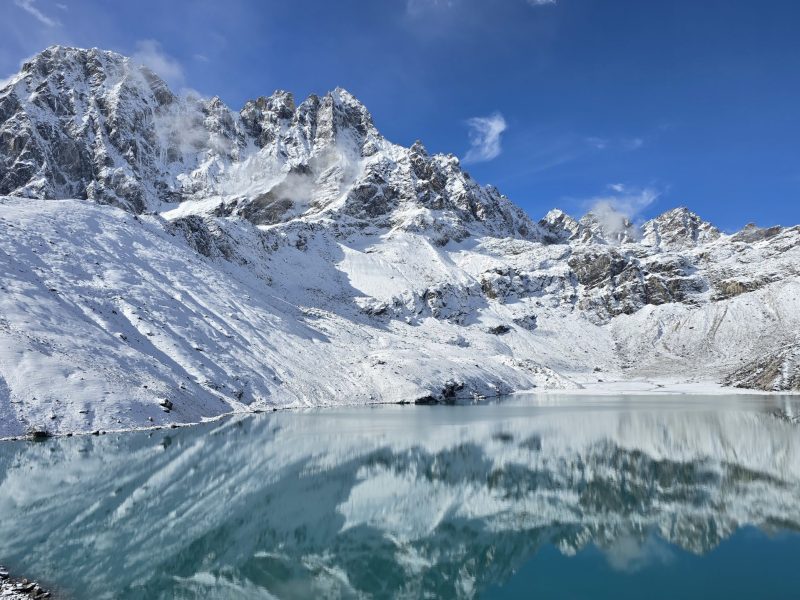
0;394;799;599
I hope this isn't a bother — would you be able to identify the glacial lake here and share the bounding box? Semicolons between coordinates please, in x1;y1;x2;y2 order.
1;394;799;599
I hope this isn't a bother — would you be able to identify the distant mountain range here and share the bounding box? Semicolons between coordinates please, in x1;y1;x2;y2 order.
0;46;798;436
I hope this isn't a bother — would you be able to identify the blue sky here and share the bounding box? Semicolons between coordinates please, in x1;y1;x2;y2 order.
1;0;798;230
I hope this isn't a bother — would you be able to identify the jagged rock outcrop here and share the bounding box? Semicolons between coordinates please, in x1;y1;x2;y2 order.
641;207;720;250
724;344;800;391
538;208;580;243
566;247;705;320
0;46;246;211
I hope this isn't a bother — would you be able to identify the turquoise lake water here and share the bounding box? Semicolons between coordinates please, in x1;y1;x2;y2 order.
1;394;799;599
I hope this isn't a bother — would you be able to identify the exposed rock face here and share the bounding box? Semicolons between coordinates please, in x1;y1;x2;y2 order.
729;223;785;244
0;46;246;212
641;207;721;250
168;215;236;261
724;345;800;391
538;208;580;243
566;247;705;320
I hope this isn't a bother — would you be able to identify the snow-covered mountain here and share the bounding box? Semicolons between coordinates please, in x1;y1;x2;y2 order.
0;46;532;241
0;46;798;436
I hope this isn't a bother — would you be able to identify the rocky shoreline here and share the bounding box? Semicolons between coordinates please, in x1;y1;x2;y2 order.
0;566;51;599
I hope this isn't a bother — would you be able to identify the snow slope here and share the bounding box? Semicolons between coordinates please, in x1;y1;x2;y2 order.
0;46;799;436
0;197;576;437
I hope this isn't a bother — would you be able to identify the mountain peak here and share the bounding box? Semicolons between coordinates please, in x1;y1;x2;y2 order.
538;208;580;243
18;45;131;81
642;206;720;249
329;86;363;107
11;44;172;103
0;44;185;210
322;87;377;141
410;140;428;156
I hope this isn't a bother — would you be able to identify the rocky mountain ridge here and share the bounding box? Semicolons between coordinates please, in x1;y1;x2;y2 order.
0;46;534;243
0;46;798;436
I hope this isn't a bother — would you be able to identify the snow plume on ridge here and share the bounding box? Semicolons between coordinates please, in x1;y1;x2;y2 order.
587;184;659;241
279;139;362;206
464;112;507;164
0;73;16;89
128;47;227;163
0;51;45;90
153;97;233;164
221;136;362;209
132;39;185;88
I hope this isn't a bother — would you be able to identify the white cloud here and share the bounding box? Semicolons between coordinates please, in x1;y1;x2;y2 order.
409;0;553;16
132;40;184;88
586;136;646;152
625;137;645;150
463;112;507;164
14;0;61;27
586;183;660;240
603;536;674;572
586;136;608;150
406;0;456;16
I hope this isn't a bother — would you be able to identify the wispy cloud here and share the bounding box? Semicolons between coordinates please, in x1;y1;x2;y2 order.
585;183;661;239
586;137;608;150
132;40;184;88
603;536;674;572
406;0;456;16
625;137;645;150
14;0;61;27
589;183;660;217
463;112;507;164
586;136;645;152
409;0;553;16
